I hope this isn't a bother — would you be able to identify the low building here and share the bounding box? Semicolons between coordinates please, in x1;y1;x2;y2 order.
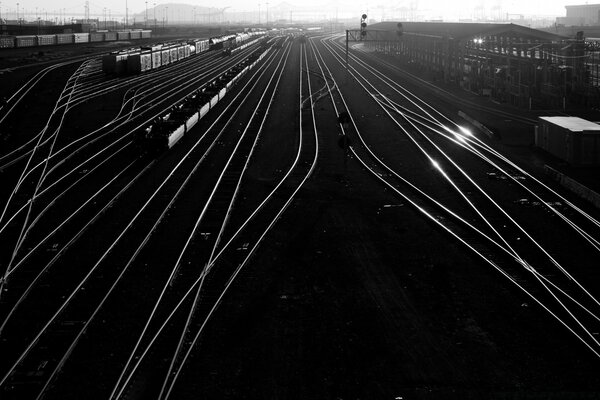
536;116;600;165
363;22;595;108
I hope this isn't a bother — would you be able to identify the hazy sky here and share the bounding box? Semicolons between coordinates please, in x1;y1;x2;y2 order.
1;0;589;19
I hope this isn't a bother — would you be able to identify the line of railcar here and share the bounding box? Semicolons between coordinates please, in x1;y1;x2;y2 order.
102;30;265;76
0;30;152;49
135;41;271;155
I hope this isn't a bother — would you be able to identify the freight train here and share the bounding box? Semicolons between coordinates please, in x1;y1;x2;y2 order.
135;42;270;155
0;30;152;49
102;31;265;76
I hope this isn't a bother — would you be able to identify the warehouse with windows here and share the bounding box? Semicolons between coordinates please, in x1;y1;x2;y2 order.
363;22;596;109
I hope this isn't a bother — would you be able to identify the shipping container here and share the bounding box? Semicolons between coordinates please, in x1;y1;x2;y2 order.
74;33;90;43
56;33;74;44
90;32;104;42
36;35;57;46
127;51;153;74
117;31;130;40
0;36;15;49
104;31;117;41
15;36;36;47
537;117;600;165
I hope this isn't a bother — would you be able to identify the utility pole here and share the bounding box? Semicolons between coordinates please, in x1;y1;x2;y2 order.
153;2;156;29
145;1;147;28
258;3;261;25
125;0;128;28
266;2;269;26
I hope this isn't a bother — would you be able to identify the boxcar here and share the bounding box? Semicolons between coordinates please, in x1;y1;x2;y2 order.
0;36;15;48
161;48;171;65
141;30;152;39
36;35;57;46
74;33;90;43
169;47;178;62
127;51;153;74
117;31;130;40
151;50;162;69
15;36;36;47
56;34;74;45
177;45;185;60
102;51;129;75
130;30;142;40
90;32;104;42
196;39;209;53
104;31;117;41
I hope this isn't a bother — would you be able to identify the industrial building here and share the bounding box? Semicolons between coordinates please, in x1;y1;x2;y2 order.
363;22;598;109
536;116;600;165
558;4;600;26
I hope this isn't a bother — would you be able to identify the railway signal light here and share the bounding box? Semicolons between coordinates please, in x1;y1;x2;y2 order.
360;14;367;38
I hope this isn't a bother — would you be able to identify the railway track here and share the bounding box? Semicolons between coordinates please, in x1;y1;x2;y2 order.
313;35;600;358
0;35;302;400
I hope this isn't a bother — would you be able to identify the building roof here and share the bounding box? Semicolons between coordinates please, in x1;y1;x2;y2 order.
368;21;567;41
566;3;600;8
540;116;600;132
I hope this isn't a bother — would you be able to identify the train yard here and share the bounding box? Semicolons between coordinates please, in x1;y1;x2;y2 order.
0;30;599;399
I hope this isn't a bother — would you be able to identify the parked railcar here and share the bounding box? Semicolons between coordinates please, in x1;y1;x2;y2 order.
56;33;74;45
161;48;171;66
90;32;104;42
74;33;90;43
15;36;36;47
117;31;130;40
141;30;152;38
169;46;178;62
143;45;163;69
0;36;15;48
36;35;57;46
130;30;142;40
127;51;153;74
104;31;118;41
102;51;129;74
